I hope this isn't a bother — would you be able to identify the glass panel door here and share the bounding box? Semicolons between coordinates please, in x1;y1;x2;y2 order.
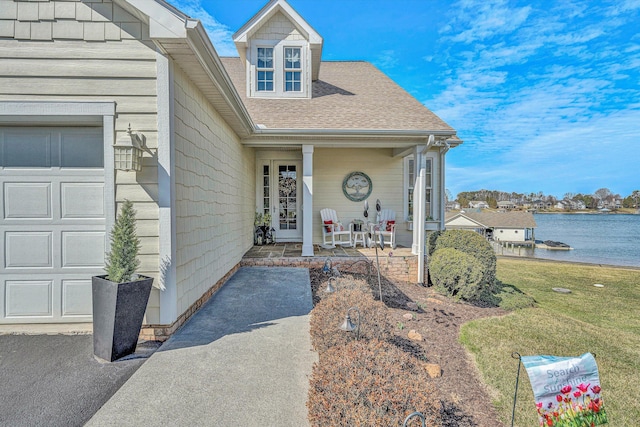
274;162;302;241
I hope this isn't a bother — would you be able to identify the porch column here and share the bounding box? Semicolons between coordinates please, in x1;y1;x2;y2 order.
301;145;314;256
411;146;422;254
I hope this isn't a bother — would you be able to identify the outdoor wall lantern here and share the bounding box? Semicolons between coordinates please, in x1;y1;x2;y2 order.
114;124;145;171
339;306;361;340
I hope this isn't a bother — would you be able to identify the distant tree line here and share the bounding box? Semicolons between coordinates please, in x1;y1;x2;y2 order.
452;188;640;210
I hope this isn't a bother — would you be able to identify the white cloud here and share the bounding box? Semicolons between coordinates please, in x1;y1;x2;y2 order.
167;0;237;56
432;0;640;197
375;50;399;69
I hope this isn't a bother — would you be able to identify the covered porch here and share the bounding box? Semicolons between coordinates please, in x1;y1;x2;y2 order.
241;243;424;286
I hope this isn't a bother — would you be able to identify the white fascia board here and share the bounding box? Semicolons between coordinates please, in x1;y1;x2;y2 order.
185;21;256;136
123;0;188;38
251;128;457;139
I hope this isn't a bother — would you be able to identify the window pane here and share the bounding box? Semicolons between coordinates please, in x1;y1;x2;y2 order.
408;159;414;184
257;71;273;92
284;47;301;69
61;133;103;168
2;133;50;167
285;71;301;92
257;48;273;68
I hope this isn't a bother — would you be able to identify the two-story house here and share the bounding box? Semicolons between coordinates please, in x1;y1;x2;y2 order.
0;0;460;333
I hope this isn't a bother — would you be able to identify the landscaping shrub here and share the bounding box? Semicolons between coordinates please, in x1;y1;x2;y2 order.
309;289;392;354
307;339;443;427
429;248;484;301
435;229;497;286
427;230;441;256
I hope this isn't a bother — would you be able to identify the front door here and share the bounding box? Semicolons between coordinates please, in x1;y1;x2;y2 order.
274;162;302;241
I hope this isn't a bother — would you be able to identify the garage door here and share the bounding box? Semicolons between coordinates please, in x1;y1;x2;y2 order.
0;127;105;324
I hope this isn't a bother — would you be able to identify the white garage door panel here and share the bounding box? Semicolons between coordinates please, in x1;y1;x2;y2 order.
62;280;93;316
62;231;105;267
4;182;52;218
1;126;105;325
5;280;53;317
61;183;104;218
5;232;52;268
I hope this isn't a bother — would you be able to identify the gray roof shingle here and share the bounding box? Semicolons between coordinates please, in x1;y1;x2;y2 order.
220;57;456;132
446;211;538;229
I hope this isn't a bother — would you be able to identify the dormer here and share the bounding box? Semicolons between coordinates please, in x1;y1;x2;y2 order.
233;0;323;99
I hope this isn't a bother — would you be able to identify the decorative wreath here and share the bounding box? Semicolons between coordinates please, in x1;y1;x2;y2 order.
342;171;372;202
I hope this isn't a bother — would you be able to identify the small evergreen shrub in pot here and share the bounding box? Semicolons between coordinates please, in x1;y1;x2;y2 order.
429;248;484;301
92;200;153;362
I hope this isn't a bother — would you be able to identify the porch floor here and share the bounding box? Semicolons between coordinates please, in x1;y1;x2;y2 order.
242;243;414;259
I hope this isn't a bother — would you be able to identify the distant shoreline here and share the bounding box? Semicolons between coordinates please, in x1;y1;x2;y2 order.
533;210;638;215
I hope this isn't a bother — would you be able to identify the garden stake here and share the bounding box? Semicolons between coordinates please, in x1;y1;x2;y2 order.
511;352;522;427
403;411;426;427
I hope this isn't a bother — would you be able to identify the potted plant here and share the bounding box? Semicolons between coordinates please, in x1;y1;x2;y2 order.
92;200;153;362
254;211;274;245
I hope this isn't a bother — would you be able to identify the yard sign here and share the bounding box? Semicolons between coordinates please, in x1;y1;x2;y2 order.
522;352;607;426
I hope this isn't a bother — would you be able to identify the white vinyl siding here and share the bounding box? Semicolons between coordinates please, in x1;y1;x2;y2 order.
173;67;255;317
0;6;161;324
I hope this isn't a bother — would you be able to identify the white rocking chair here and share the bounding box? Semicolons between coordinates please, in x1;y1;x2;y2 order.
320;208;352;247
371;209;397;249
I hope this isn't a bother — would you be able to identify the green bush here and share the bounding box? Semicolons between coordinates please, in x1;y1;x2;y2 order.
307;339;442;427
427;230;441;256
429;248;484;301
435;229;497;286
309;289;392;354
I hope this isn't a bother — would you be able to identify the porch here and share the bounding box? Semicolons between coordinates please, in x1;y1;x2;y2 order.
241;243;425;286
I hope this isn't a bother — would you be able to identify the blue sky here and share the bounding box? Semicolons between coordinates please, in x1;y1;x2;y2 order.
168;0;640;199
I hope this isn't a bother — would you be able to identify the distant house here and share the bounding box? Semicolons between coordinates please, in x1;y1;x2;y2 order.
469;200;490;209
445;211;537;242
446;201;461;211
556;199;586;210
497;201;517;210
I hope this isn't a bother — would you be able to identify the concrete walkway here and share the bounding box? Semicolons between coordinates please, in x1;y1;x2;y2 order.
87;267;316;426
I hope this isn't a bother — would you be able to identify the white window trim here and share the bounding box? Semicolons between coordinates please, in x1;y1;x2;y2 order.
404;154;435;222
249;39;309;98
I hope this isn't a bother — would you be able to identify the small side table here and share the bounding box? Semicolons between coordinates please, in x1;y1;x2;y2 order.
352;229;368;248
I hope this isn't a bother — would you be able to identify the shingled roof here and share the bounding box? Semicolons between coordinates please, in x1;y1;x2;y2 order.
447;211;537;229
220;57;456;133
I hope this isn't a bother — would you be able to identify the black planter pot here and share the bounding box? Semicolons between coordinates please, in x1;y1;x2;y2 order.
92;275;153;362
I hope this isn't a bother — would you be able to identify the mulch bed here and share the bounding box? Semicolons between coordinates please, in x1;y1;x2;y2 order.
309;268;507;427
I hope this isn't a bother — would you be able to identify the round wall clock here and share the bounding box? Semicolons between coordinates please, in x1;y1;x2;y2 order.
342;171;372;202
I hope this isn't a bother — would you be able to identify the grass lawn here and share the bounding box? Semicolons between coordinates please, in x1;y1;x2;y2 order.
460;258;640;426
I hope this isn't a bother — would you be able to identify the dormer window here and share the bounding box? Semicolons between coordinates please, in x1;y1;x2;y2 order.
249;42;308;98
284;47;301;92
257;47;274;92
233;0;323;100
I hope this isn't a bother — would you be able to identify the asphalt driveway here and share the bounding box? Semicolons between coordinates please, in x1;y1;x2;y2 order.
0;334;158;427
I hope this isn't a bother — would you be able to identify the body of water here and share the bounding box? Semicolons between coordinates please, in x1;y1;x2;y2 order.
502;213;640;267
